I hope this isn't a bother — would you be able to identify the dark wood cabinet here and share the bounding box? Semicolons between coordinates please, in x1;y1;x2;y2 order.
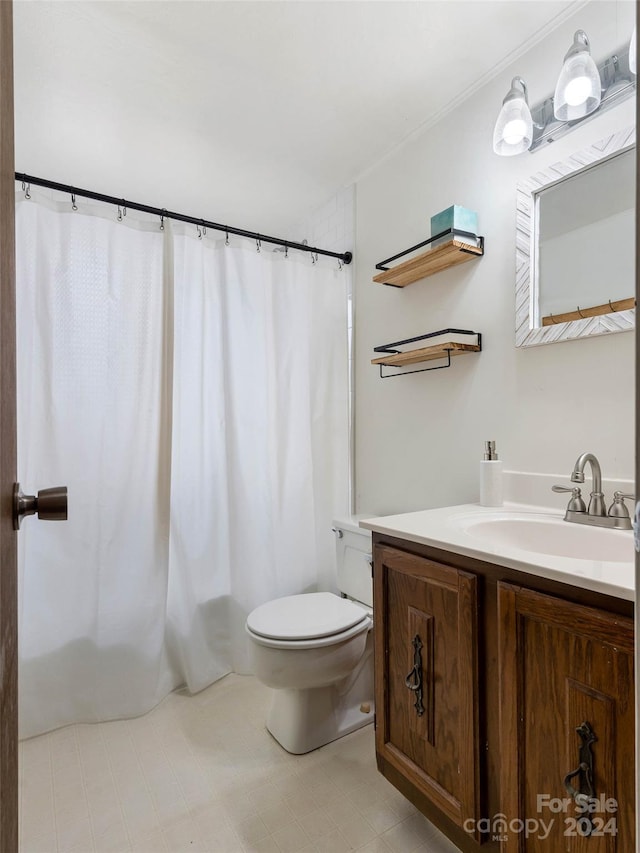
374;545;481;841
372;534;635;853
498;582;635;853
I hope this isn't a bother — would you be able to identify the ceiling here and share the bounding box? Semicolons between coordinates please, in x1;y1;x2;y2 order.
14;0;587;234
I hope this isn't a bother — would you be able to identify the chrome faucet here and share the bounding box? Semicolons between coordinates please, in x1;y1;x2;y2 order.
552;452;633;531
570;452;606;516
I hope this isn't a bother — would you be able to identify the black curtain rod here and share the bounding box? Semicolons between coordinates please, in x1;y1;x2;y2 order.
15;173;353;266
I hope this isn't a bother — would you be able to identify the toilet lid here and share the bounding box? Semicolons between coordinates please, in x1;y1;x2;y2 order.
247;592;367;641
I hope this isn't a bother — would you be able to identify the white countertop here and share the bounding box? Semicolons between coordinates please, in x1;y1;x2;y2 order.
360;502;635;602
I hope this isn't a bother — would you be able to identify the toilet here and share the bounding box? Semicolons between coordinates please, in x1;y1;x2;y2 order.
245;517;373;754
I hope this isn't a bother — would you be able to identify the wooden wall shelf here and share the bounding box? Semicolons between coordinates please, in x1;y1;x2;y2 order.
372;329;481;378
373;229;484;288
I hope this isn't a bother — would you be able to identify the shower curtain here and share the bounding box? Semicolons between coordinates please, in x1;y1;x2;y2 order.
16;195;349;738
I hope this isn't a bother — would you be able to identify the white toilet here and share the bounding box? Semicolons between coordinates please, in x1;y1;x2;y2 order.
246;517;373;754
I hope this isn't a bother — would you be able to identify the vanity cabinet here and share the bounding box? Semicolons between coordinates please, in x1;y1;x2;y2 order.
372;535;635;853
498;582;635;853
373;546;481;841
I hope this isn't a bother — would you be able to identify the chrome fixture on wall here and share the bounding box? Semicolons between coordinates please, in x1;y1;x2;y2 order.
492;77;533;156
553;30;601;121
493;27;636;156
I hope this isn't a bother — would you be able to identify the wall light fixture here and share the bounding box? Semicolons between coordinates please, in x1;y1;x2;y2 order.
492;77;533;156
493;28;636;156
554;30;601;120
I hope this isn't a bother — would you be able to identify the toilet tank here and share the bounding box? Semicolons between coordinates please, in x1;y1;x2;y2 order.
333;516;373;608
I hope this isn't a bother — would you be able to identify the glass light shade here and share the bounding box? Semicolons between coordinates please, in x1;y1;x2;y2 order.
493;91;533;156
630;27;636;76
554;31;601;121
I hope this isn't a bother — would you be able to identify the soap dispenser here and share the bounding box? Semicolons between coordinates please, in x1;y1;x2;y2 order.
480;440;503;507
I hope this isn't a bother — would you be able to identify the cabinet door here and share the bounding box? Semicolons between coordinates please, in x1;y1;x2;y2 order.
374;545;480;839
498;582;635;853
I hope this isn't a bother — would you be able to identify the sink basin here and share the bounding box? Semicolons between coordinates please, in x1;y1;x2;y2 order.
453;512;634;563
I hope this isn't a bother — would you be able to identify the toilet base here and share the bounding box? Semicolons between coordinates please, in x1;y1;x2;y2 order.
264;631;374;754
266;684;374;754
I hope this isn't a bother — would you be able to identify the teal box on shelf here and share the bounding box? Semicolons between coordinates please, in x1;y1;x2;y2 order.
430;205;478;246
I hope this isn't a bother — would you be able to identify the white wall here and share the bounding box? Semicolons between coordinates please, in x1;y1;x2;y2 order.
354;1;636;516
292;188;355;259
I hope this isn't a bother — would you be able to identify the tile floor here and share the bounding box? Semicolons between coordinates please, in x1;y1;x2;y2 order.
20;674;460;853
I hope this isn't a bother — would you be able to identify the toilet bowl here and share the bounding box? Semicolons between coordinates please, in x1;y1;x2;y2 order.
246;518;373;754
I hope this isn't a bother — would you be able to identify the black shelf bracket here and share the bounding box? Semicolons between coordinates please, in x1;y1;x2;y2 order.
374;328;482;379
375;228;484;278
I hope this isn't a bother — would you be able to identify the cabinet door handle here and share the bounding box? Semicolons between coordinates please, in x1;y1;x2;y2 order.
563;721;597;836
405;634;425;716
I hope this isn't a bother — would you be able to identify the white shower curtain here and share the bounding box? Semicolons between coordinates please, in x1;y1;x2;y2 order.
16;196;349;738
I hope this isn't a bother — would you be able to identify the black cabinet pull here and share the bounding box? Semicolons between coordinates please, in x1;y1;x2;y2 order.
405;634;425;716
563;721;597;836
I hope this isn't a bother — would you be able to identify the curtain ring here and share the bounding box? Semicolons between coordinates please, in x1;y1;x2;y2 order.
22;181;31;199
338;258;343;270
609;300;617;313
197;224;202;240
117;205;123;222
576;306;585;318
256;239;261;253
71;193;78;211
121;200;127;218
284;244;288;259
202;221;206;237
225;229;230;246
160;209;166;231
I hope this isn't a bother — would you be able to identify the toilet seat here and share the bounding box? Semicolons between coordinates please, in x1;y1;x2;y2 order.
246;592;371;650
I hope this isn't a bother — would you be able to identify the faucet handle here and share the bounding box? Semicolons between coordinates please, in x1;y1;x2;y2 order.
608;491;635;519
552;485;587;513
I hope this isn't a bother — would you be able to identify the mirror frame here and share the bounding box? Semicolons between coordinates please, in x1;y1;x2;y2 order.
515;125;636;348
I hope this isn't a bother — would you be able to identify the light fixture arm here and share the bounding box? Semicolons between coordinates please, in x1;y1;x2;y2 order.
503;76;528;105
564;29;591;61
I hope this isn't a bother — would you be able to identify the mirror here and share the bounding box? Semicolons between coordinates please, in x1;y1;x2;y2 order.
515;125;636;347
